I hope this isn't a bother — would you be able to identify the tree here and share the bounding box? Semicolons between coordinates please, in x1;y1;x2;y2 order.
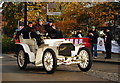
2;2;120;37
2;2;24;37
2;2;45;37
55;2;120;35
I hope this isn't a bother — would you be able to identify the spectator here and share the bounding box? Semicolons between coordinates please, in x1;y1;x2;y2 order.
87;26;99;59
75;30;82;38
103;28;112;59
71;31;76;38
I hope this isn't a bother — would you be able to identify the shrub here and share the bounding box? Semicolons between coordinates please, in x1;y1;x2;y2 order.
2;36;16;53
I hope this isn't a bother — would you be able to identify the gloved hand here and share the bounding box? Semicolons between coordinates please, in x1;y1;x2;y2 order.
36;31;45;36
36;31;41;35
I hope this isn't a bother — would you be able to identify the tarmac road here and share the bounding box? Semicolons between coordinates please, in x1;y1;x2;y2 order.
1;54;119;82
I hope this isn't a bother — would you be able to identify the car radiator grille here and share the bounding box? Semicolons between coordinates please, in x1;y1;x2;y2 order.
59;43;75;56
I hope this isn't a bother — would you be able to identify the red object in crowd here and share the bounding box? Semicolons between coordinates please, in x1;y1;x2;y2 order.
63;38;90;49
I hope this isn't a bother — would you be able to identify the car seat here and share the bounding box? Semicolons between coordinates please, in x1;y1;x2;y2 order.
19;34;38;54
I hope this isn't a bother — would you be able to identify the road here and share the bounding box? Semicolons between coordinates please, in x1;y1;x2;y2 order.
1;54;119;82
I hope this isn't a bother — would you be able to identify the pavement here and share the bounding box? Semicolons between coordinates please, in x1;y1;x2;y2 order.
93;51;120;64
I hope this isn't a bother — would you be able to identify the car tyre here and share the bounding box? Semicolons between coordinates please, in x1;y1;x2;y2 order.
77;47;92;72
42;49;57;74
17;48;28;70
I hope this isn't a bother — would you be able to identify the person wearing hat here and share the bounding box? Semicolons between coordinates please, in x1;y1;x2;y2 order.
103;28;112;59
34;18;46;35
32;18;47;45
45;19;58;39
16;21;37;39
87;26;99;59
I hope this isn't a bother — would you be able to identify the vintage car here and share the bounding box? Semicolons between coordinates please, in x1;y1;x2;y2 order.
15;34;92;74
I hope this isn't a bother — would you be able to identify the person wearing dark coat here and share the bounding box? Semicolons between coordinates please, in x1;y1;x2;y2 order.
103;28;112;59
16;21;37;39
45;20;58;39
34;19;46;35
87;26;99;58
16;21;42;46
33;19;47;45
57;28;63;39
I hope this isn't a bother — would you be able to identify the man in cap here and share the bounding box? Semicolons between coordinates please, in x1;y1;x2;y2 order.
34;18;46;35
103;28;112;59
45;19;58;39
87;26;99;59
16;21;36;39
33;18;48;46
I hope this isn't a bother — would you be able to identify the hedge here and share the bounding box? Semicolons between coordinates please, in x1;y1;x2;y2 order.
2;36;16;53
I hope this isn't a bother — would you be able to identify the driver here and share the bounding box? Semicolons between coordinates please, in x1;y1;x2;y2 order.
34;18;46;35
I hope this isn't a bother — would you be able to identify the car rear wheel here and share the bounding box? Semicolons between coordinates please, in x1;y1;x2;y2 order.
77;47;92;72
17;48;28;70
42;49;57;74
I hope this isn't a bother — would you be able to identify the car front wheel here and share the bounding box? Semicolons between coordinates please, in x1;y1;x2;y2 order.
42;49;57;74
77;47;92;72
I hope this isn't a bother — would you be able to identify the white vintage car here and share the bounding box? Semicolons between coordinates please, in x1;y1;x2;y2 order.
15;34;92;74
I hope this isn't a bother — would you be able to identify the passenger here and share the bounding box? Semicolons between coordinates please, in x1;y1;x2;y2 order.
16;21;36;39
52;23;63;39
16;21;43;46
56;28;63;39
45;19;58;39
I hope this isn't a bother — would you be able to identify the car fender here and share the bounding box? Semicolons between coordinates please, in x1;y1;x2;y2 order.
18;43;35;63
35;48;44;66
35;47;55;66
